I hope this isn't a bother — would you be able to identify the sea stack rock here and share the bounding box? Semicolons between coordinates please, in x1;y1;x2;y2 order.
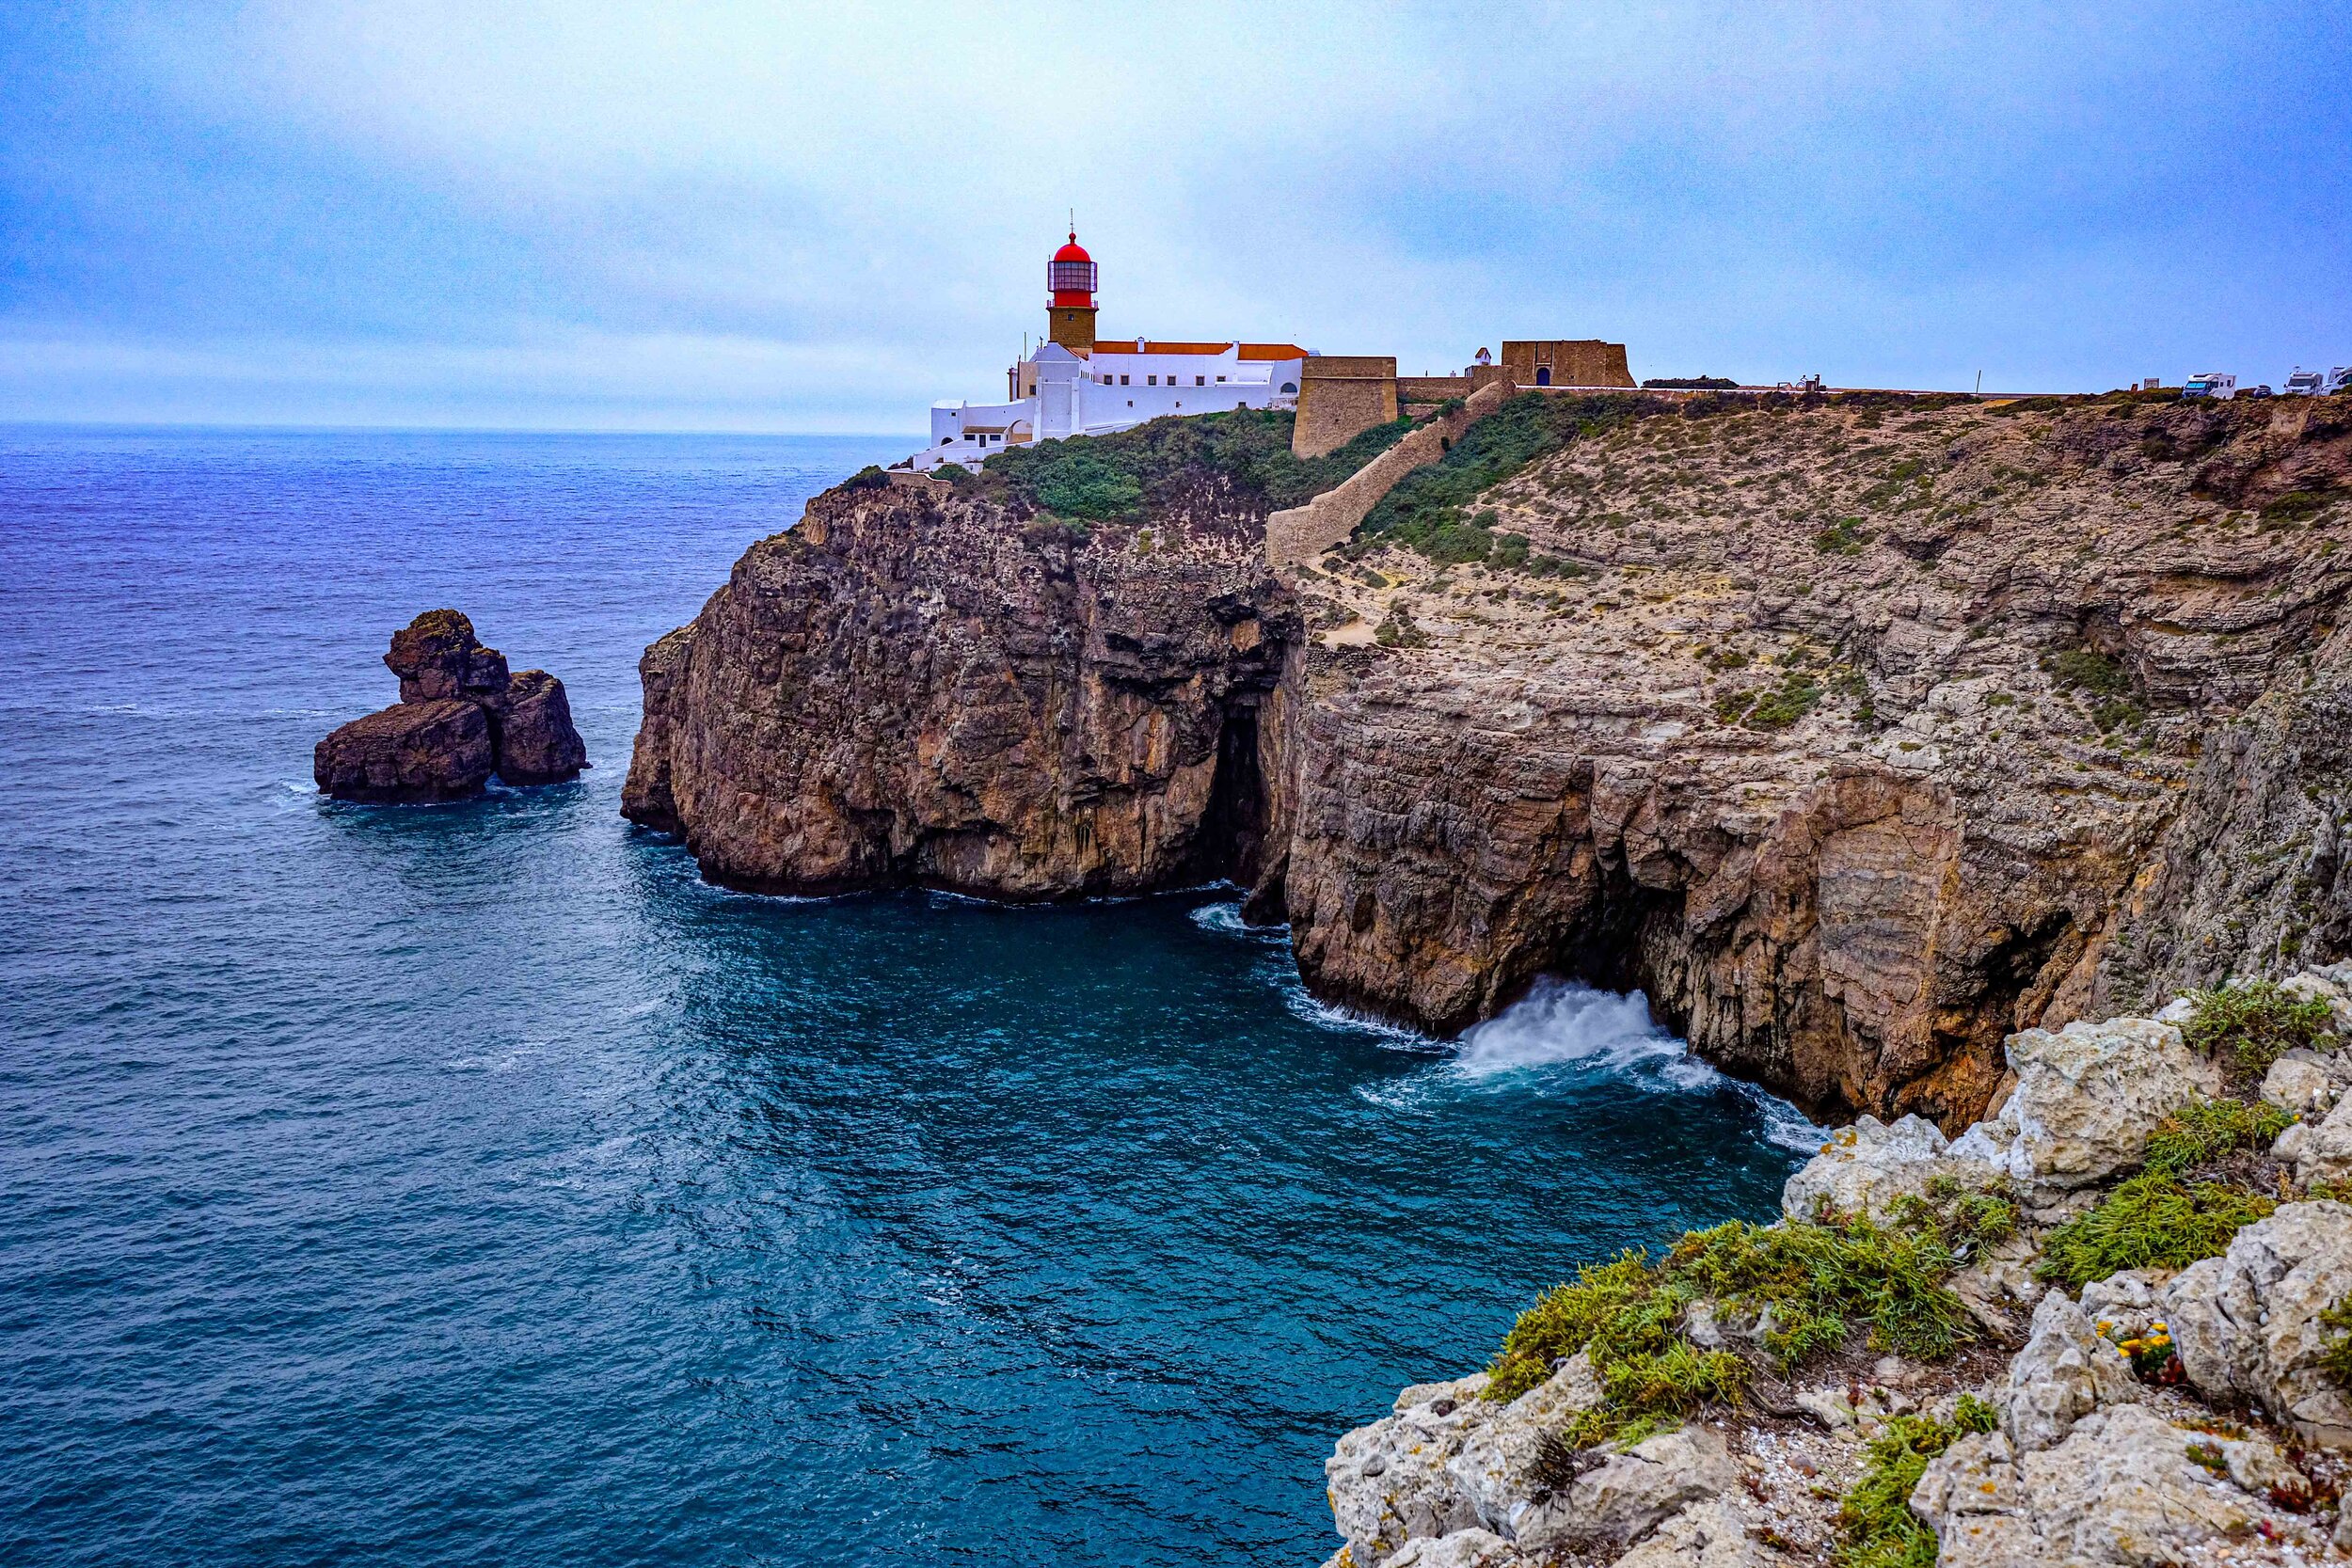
315;610;587;801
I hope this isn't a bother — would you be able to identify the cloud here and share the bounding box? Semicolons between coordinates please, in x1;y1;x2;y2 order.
3;1;2347;429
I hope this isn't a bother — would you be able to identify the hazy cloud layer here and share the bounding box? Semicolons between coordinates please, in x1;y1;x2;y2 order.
4;2;2346;431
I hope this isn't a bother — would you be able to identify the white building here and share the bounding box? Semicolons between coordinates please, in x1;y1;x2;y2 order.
906;232;1310;471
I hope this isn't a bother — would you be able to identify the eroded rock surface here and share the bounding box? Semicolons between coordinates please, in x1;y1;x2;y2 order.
629;397;2352;1125
1912;1403;2314;1567
623;483;1295;896
2164;1201;2352;1447
316;610;586;800
1945;1016;2222;1196
310;698;492;802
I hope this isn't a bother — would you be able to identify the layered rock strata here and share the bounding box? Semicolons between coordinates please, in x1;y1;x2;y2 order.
627;395;2352;1127
317;610;587;801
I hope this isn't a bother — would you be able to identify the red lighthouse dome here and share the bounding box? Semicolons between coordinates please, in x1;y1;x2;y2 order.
1048;230;1096;308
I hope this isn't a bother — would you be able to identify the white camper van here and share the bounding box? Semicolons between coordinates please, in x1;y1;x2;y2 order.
2284;368;2328;397
2183;372;2237;401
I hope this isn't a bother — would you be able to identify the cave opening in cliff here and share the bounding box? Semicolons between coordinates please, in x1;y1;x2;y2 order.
1189;698;1268;888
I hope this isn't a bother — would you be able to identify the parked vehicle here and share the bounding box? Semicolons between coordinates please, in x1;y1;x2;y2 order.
2285;368;2328;397
2183;372;2237;400
2332;368;2352;395
2244;384;2274;400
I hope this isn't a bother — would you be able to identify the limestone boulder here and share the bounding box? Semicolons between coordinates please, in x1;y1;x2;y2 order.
2289;1093;2352;1186
1997;1290;2136;1453
1513;1424;1737;1553
1944;1017;2222;1196
1609;1498;1789;1567
1778;1113;1989;1225
1325;1373;1492;1568
2261;1051;2335;1117
1376;1528;1531;1568
1910;1403;2314;1566
313;698;493;802
2161;1200;2352;1448
1445;1354;1604;1533
490;669;588;784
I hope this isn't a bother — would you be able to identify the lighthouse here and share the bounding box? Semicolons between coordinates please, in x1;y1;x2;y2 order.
1046;231;1098;355
909;229;1310;471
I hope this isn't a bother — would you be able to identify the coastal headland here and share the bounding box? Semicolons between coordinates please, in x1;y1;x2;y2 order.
624;388;2352;1132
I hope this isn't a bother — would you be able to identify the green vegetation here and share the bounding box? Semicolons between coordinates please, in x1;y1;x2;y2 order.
1814;517;1873;555
2034;1174;2278;1288
930;462;974;483
1886;1174;2019;1255
1718;670;1825;730
2319;1296;2352;1386
980;407;1415;523
841;465;892;491
2043;647;2132;698
1359;392;1661;563
2182;980;2338;1076
2141;1097;2293;1179
1835;1398;1999;1568
2261;489;2335;527
1375;607;1429;649
1484;1216;1974;1447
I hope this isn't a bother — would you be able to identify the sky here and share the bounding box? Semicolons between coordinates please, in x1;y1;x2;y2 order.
2;2;2347;435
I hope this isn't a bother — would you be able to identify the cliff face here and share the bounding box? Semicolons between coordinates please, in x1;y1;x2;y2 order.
623;478;1298;897
627;397;2352;1128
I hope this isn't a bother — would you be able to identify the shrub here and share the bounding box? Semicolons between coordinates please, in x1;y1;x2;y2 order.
1744;672;1824;730
1024;449;1145;520
1836;1399;1999;1568
841;465;892;492
2141;1097;2292;1179
1487;1216;1974;1413
1814;517;1873;555
2035;1174;2277;1288
1886;1174;2019;1255
2044;647;2132;697
931;463;973;483
2183;980;2337;1075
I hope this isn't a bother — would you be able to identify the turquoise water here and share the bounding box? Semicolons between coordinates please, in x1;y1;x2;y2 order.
0;428;1814;1566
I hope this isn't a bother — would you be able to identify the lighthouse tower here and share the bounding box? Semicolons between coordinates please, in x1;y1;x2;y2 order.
1046;231;1097;355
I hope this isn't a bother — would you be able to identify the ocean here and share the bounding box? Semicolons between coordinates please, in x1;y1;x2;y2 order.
0;426;1815;1566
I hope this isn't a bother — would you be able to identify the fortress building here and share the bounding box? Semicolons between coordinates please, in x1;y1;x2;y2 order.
903;230;1635;472
910;232;1310;471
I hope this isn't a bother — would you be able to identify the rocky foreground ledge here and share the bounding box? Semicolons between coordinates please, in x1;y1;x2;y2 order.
1322;967;2352;1568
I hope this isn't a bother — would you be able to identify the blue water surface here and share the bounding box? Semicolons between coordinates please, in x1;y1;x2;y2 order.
0;427;1814;1567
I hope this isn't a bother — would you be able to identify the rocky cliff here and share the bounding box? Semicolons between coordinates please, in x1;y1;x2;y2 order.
621;475;1297;896
625;395;2352;1129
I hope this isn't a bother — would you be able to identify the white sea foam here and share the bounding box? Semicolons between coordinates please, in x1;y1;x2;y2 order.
1442;977;1823;1150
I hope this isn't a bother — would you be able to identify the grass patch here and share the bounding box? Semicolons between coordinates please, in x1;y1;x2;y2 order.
1485;1216;1974;1445
2321;1296;2352;1386
2034;1174;2278;1289
980;407;1414;522
1359;392;1661;562
1886;1174;2020;1257
2142;1097;2293;1179
1835;1398;1999;1568
2183;980;2337;1076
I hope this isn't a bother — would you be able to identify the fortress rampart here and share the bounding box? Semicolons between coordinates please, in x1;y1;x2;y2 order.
1265;376;1517;567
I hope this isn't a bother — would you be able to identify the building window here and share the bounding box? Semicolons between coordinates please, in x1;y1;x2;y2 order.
1216;375;1226;383
1120;375;1130;386
1195;375;1205;386
1126;400;1133;407
1147;374;1157;386
1280;382;1297;393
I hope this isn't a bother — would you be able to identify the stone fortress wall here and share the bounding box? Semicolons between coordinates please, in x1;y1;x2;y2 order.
1292;357;1400;459
1265;376;1517;566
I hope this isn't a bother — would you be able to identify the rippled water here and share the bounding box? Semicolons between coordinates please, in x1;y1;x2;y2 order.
0;427;1816;1566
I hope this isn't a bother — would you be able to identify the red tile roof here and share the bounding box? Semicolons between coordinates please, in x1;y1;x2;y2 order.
1086;340;1308;359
